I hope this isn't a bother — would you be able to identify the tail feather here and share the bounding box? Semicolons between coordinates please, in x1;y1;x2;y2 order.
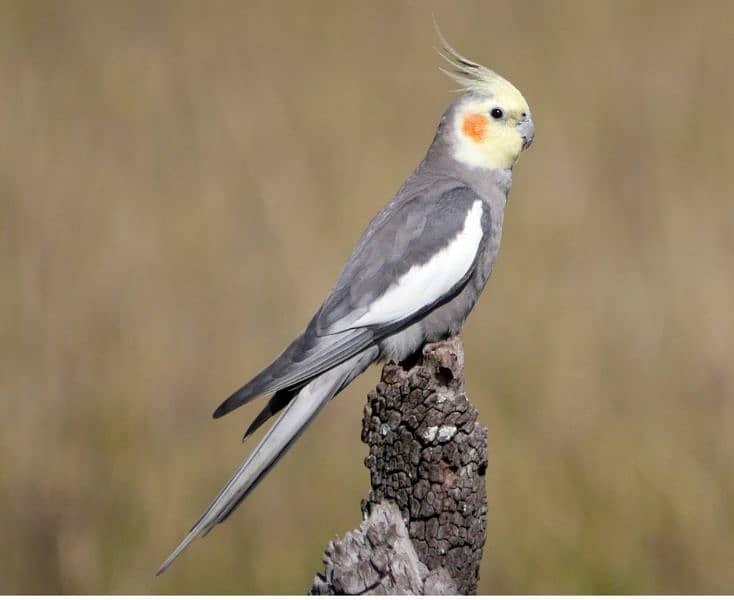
242;388;298;442
156;346;378;576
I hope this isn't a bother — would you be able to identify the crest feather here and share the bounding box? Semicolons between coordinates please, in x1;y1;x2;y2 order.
433;20;521;100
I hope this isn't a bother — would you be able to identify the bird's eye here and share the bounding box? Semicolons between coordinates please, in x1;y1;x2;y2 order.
490;107;504;120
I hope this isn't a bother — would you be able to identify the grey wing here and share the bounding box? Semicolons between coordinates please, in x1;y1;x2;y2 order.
315;183;484;334
213;327;373;418
213;183;484;419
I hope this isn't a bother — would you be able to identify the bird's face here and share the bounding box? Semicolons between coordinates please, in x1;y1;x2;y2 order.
451;86;534;171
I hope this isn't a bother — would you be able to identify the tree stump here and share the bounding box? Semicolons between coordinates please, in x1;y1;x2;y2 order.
311;337;488;595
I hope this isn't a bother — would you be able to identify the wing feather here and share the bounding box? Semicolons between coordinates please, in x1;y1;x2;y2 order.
213;328;373;418
213;181;487;419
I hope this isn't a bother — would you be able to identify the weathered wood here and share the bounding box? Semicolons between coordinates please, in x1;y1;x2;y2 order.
310;501;457;595
312;337;488;595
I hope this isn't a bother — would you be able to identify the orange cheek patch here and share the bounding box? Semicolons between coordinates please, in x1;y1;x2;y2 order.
461;113;488;142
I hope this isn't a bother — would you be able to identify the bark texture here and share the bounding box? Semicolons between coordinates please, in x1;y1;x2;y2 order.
311;337;488;595
310;501;457;595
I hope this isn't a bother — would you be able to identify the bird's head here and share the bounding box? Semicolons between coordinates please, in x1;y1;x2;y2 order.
437;29;534;171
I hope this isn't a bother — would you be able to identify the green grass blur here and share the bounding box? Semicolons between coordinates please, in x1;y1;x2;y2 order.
2;0;733;593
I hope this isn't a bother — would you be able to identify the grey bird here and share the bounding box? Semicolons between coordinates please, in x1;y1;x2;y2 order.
157;32;535;575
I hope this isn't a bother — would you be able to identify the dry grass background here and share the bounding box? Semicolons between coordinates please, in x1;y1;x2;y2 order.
2;0;733;593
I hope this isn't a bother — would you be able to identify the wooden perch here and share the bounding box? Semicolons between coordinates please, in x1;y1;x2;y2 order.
311;337;488;595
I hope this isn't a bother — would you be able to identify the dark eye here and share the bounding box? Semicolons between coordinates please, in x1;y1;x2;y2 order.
490;107;504;119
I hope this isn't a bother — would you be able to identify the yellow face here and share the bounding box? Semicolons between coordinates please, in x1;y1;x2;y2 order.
452;85;533;170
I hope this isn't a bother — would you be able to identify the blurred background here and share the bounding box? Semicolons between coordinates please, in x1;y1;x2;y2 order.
2;0;733;593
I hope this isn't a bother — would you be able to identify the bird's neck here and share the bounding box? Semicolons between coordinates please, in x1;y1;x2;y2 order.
419;142;513;200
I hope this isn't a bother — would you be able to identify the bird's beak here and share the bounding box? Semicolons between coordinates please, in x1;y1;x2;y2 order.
517;114;535;150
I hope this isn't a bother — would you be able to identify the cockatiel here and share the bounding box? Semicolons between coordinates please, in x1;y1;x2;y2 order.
158;29;534;575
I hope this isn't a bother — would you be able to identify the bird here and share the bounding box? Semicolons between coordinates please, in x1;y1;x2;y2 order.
157;29;534;576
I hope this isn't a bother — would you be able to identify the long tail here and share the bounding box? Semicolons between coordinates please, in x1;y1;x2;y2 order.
156;346;378;575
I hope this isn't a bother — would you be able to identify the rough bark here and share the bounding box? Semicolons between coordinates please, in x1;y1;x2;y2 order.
310;501;457;595
311;337;488;595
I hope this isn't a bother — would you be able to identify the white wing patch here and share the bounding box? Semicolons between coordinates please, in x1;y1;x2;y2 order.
349;200;484;328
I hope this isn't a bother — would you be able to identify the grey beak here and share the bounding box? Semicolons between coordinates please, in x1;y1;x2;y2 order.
517;114;535;150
